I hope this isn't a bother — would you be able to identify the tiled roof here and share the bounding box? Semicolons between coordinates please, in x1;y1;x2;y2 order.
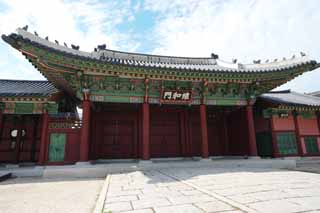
260;90;320;107
0;79;58;97
2;28;318;73
308;91;320;97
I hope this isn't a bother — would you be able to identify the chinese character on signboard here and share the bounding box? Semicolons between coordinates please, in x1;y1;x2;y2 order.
162;90;191;102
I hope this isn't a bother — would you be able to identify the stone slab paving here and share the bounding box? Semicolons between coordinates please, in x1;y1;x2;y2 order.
0;177;104;213
103;167;320;213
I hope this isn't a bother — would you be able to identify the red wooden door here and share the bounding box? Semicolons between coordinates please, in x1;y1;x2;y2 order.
150;109;181;157
101;120;135;158
0;115;40;163
189;113;202;156
208;116;225;156
94;111;137;159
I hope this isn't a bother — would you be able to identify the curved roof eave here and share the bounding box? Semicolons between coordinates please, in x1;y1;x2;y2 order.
1;27;318;74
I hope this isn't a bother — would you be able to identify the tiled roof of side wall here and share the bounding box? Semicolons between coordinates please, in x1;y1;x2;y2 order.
259;90;320;107
0;79;58;97
2;28;318;73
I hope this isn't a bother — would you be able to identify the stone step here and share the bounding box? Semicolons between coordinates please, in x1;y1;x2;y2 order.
0;172;12;182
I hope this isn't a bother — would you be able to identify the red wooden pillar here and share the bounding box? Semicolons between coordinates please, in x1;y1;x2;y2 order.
38;112;49;165
293;113;303;156
0;110;2;145
246;105;258;156
141;78;150;160
142;103;150;160
317;112;320;151
200;104;209;158
270;115;279;158
0;110;3;137
80;93;91;162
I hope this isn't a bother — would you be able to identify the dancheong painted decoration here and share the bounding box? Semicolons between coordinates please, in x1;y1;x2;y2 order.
0;27;320;165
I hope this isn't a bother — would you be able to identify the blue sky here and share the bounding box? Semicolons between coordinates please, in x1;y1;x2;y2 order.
0;0;320;92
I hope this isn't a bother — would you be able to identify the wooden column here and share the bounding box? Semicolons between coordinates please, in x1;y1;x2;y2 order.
80;90;91;162
317;112;320;132
14;116;24;164
142;78;150;160
142;103;150;160
0;110;3;144
246;105;258;156
200;104;209;158
293;113;303;156
270;115;279;158
38;112;49;165
317;112;320;151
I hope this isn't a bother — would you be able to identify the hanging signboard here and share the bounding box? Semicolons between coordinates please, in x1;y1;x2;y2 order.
161;90;192;104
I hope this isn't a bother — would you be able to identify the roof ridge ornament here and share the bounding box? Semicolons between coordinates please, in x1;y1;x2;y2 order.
71;44;79;50
211;53;219;59
300;52;306;57
238;63;244;70
97;44;106;51
22;25;28;31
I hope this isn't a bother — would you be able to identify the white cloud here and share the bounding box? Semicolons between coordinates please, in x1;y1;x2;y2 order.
0;0;139;51
0;0;140;79
145;0;320;92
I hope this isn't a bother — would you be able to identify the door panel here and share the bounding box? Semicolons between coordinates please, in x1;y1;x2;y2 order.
0;115;40;163
150;110;181;158
208;117;224;156
189;113;201;156
49;133;66;162
93;110;138;159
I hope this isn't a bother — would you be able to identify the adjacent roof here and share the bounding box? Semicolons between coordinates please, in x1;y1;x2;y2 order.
308;91;320;97
260;90;320;107
2;28;319;73
0;79;58;97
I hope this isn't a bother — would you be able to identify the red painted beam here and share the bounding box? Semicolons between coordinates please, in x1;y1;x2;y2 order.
246;105;258;156
38;112;49;165
142;103;150;160
80;99;91;161
200;104;209;158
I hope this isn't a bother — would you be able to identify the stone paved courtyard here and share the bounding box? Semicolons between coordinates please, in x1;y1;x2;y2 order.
1;164;320;213
103;167;320;213
0;177;104;213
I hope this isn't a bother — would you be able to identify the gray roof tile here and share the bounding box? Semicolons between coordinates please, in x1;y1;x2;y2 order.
260;90;320;107
0;79;58;97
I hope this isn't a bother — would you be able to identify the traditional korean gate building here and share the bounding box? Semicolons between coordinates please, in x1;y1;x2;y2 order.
1;28;320;165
